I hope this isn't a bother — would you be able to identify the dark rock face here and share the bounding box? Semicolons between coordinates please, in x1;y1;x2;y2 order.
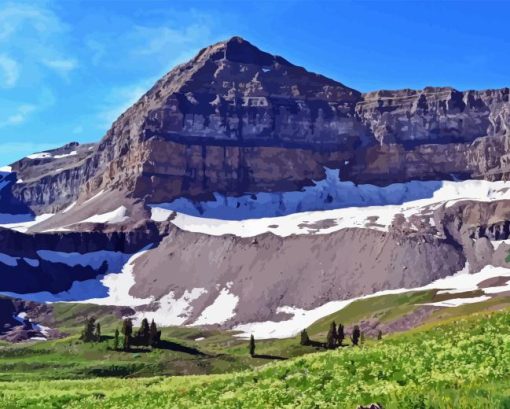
0;222;162;294
6;142;97;214
357;87;510;146
2;37;509;213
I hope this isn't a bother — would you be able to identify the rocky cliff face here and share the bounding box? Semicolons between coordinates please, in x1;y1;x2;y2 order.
2;37;509;214
1;36;510;334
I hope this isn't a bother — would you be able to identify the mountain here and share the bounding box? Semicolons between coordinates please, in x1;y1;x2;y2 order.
1;36;510;340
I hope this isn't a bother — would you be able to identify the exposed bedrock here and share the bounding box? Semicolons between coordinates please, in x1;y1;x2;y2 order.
1;37;509;214
0;221;161;294
435;200;510;272
129;227;465;324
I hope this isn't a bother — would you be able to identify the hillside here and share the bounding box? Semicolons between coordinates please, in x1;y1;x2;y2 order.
2;306;509;408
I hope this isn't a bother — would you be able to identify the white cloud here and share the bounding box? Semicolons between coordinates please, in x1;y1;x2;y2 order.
0;87;55;128
0;3;77;85
0;54;19;87
97;80;154;128
0;104;36;127
0;3;62;40
43;58;78;75
132;23;213;57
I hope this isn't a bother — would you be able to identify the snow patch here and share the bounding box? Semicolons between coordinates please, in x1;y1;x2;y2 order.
233;263;510;339
193;283;239;326
83;190;105;205
78;246;155;307
13;312;50;340
0;213;54;232
0;253;19;267
151;171;510;238
0;165;12;173
36;250;130;272
80;206;128;224
132;288;207;326
422;296;491;307
54;151;77;159
23;258;39;267
0;254;39;268
0;250;137;304
27;152;52;160
492;240;510;250
62;201;76;213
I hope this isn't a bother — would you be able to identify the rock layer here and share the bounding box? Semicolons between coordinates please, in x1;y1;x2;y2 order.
2;37;509;214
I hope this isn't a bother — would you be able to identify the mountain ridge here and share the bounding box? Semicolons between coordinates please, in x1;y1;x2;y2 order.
0;36;510;341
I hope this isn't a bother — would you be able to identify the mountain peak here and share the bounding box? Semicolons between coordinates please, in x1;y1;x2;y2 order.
195;36;291;67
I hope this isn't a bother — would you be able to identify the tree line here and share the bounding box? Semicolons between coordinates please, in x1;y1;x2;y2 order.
81;317;161;351
303;321;382;348
249;321;383;356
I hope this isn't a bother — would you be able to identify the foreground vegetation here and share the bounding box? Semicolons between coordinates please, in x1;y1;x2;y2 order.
1;307;509;408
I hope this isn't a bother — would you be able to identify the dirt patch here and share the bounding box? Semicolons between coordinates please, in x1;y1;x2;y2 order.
478;276;510;288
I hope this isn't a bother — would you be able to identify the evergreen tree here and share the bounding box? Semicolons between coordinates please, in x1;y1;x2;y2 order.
113;328;120;350
138;318;150;346
326;321;337;349
122;318;133;351
149;320;160;347
249;334;256;357
95;322;101;342
337;323;345;346
80;317;96;343
351;325;361;346
300;329;310;346
377;330;383;340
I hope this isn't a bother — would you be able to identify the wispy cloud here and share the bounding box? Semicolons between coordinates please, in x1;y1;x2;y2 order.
131;22;213;57
0;87;55;129
43;58;78;75
0;104;36;127
0;2;78;85
89;10;223;128
0;54;19;87
97;79;155;128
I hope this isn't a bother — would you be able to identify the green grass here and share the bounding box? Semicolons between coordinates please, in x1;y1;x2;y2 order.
306;290;436;338
1;308;510;408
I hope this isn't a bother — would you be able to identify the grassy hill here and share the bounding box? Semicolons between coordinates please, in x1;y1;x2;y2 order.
1;306;510;408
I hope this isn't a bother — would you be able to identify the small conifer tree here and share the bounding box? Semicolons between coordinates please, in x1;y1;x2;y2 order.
337;323;345;346
80;317;96;343
377;330;383;340
249;334;256;357
351;325;361;346
326;321;337;349
149;320;160;347
138;318;150;346
113;328;120;350
300;329;310;346
122;318;133;351
95;322;101;342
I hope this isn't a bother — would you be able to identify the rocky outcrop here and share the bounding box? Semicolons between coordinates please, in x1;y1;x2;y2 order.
2;37;509;214
0;221;162;293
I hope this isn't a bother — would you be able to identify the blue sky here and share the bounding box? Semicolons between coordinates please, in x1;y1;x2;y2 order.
0;0;509;165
